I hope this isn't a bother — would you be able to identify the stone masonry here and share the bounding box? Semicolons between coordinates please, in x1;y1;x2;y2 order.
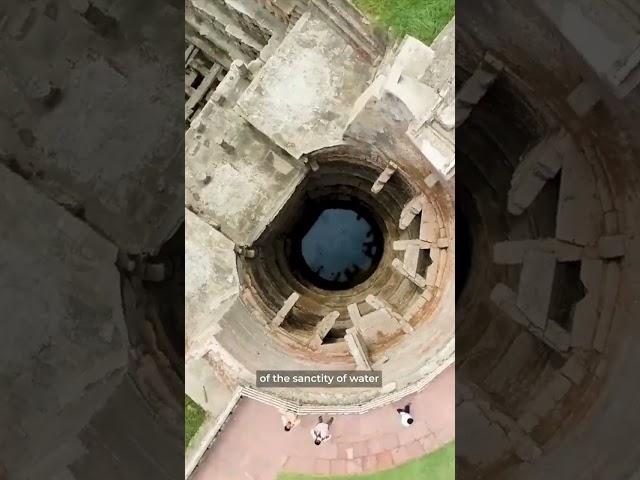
184;0;456;459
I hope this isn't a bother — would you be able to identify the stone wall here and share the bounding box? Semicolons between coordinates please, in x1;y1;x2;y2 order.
185;6;455;406
1;1;185;477
455;1;640;478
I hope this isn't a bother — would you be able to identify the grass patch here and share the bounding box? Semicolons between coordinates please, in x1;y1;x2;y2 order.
278;441;454;480
353;0;454;45
185;395;207;448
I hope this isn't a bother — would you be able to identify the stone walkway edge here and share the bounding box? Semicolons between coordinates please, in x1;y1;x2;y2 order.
185;387;243;478
186;352;453;479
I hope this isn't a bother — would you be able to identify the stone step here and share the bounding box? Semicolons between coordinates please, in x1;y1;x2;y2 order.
185;26;233;69
322;0;384;52
186;5;256;65
310;0;381;62
224;0;288;37
18;440;87;480
192;0;267;52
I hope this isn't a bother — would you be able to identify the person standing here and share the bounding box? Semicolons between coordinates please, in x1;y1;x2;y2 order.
397;404;414;427
310;416;334;445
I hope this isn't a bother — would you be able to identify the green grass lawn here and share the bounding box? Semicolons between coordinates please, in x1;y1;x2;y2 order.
185;395;207;448
278;441;454;480
353;0;454;45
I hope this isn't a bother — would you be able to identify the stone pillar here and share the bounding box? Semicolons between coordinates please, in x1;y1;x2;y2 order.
456;52;503;127
507;130;570;216
345;327;372;370
371;161;397;194
272;292;300;327
308;311;339;349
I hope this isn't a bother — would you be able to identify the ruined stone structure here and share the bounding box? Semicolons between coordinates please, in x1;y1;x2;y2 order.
1;1;184;478
184;0;456;461
456;1;640;478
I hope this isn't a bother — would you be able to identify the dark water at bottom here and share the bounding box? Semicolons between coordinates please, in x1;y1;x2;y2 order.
299;208;382;289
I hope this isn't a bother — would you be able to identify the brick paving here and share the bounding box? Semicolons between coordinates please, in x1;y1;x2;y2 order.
191;366;453;480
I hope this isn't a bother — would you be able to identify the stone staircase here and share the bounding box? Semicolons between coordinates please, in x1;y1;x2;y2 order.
311;0;386;63
186;0;290;69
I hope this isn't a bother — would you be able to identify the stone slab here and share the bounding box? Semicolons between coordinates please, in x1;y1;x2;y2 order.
455;401;510;465
185;208;239;360
345;327;372;370
273;292;301;327
309;311;340;348
0;165;127;475
403;245;421;275
572;258;603;347
0;9;184;253
359;309;401;344
556;147;601;245
185;356;234;415
186;102;306;245
236;11;373;159
517;250;556;329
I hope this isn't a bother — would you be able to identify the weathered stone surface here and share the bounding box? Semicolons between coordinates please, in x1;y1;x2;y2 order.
213;298;318;382
572;259;603;347
272;292;301;327
517;373;572;432
456;401;511;465
399;194;425;229
385;76;440;121
347;303;363;324
0;165;127;477
365;294;413;333
210;60;251;107
409;126;455;182
544;321;571;352
1;37;184;253
534;0;640;97
517;250;556;329
420;201;439;242
392;258;427;289
185;356;234;415
567;80;601;115
236;11;373;159
425;248;440;286
420;19;454;94
483;332;538;394
393;239;431;250
390;35;436;80
403;296;427;322
371;161;397;194
593;262;621;352
561;355;588;384
508;131;568;215
181;0;455;412
597;235;626;259
556;146;602;245
358;309;401;344
345;328;372;370
492;281;575;355
309;311;340;349
185;209;239;360
186;102;306;245
493;238;583;264
455;52;502;127
403;244;421;275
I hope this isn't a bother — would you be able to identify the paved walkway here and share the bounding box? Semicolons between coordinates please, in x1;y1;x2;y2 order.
192;366;454;480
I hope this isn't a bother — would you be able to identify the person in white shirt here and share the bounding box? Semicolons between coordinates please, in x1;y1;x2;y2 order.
281;410;301;432
397;404;414;427
310;416;334;445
